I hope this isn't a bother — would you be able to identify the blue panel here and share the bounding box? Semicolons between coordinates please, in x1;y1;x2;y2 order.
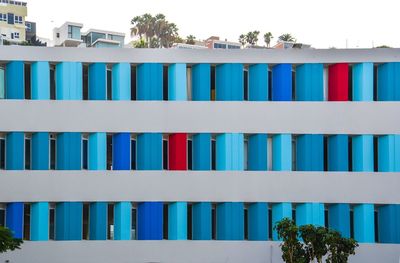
6;132;24;170
113;133;131;170
354;204;375;243
272;64;292;101
137;133;162;170
328;204;350;238
137;63;163;100
56;133;81;170
248;202;268;240
353;63;373;101
377;62;400;101
192;202;212;240
248;134;267;171
352;135;374;172
296;203;324;227
168;63;187;101
89;202;107;240
216;133;244;171
378;205;400;243
168;202;187;240
248;64;268;101
216;63;244;101
296;63;323;101
112;63;131;100
216;202;244;240
192;64;211;101
31;61;50;100
6;202;23;239
88;132;106;170
192;133;211;170
56;62;82;100
30;202;49;241
114;202;132;240
55;202;83;240
272;202;292;241
272;134;292;171
328;135;348;171
296;134;324;171
32;132;49;170
378;135;400;172
5;61;24;99
89;63;106;100
137;202;163;240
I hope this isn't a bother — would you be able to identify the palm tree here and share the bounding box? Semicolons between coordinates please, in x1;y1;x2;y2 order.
186;35;196;45
278;33;296;42
245;31;260;46
264;32;273;47
239;34;246;47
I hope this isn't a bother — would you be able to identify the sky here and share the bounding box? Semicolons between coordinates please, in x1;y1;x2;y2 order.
27;0;400;48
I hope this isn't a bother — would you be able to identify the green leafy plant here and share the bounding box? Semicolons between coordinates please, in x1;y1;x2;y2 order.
325;230;358;263
299;225;328;263
0;226;23;254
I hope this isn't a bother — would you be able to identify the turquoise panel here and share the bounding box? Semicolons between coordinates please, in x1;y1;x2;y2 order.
137;133;162;170
192;133;211;170
168;202;187;240
168;63;187;101
377;62;400;101
352;135;374;172
296;203;324;227
55;202;83;240
248;64;268;101
89;202;107;240
88;132;106;170
192;202;212;240
137;63;163;100
56;62;82;100
328;203;350;238
378;135;400;172
112;63;131;100
378;204;400;243
30;202;49;241
5;61;24;99
296;63;323;101
216;63;244;101
296;134;324;171
6;132;24;170
114;202;132;240
216;133;244;170
32;132;49;170
56;133;81;170
328;135;348;171
0;67;4;99
354;204;375;243
89;63;107;100
352;63;373;101
272;203;292;241
248;134;267;171
248;202;268;240
272;134;292;171
31;61;50;100
216;202;244;240
192;64;210;101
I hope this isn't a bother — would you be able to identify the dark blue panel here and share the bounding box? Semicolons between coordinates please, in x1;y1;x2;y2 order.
272;64;292;101
5;61;24;99
89;202;107;240
113;133;131;170
55;202;83;240
137;63;163;100
192;202;212;240
296;134;324;171
216;202;244;240
248;64;268;101
137;202;163;240
192;133;211;170
56;133;81;170
248;202;268;240
6;202;23;239
378;204;400;243
328;135;348;171
137;133;162;170
192;64;211;101
6;132;24;170
248;134;267;171
89;63;107;100
328;204;350;238
31;132;49;170
216;63;244;101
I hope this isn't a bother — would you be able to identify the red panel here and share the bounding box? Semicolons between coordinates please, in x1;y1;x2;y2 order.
168;133;187;170
328;63;349;101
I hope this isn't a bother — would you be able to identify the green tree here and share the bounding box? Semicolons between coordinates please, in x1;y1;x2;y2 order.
278;33;296;42
376;45;391;48
299;225;328;263
133;38;147;48
186;35;196;45
245;31;260;46
238;34;246;47
264;32;273;47
0;226;23;254
326;230;358;263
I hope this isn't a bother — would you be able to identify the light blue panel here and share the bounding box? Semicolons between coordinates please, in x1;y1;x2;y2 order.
328;135;348;171
56;62;82;100
114;202;132;240
352;135;374;172
88;132;106;170
296;134;324;171
378;135;400;172
89;202;107;240
137;63;163;100
112;63;131;100
168;202;187;240
32;132;49;170
192;64;211;101
6;132;24;170
248;202;268;240
216;202;244;240
377;62;400;101
378;205;400;243
30;202;49;241
5;61;24;99
272;203;292;241
328;203;350;238
192;202;212;240
296;203;325;227
354;204;375;243
168;63;187;101
0;67;4;99
248;64;268;101
6;202;23;239
192;133;211;170
272;134;292;171
248;134;267;171
296;63;323;101
216;133;244;170
31;61;50;100
353;63;373;101
216;63;244;101
55;202;83;240
89;63;107;100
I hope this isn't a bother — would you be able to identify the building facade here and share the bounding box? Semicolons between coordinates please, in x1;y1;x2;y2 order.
0;0;27;43
0;47;399;263
206;36;241;49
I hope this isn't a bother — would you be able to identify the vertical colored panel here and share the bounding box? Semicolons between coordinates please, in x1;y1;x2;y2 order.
248;134;267;171
192;133;211;170
328;63;348;101
112;133;130;170
137;133;162;170
31;133;49;170
378;205;400;243
168;63;187;100
328;204;350;238
56;133;81;170
31;61;50;100
89;202;107;240
248;202;268;240
272;134;292;171
248;64;268;101
377;62;400;101
192;63;210;101
168;202;187;240
6;132;24;170
216;63;244;101
328;135;348;171
296;63;323;101
114;202;132;240
56;62;82;100
216;202;244;240
137;202;163;240
137;63;163;100
272;203;292;241
88;132;106;170
192;202;212;240
272;64;291;101
354;204;375;243
353;62;373;101
378;135;400;172
5;61;24;99
89;63;106;100
168;133;187;170
216;133;244;171
6;203;23;239
112;62;131;100
352;135;374;172
296;134;324;171
296;203;324;227
55;202;83;240
30;202;49;241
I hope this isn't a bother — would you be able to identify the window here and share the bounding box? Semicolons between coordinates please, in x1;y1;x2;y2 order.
213;43;226;49
68;25;81;39
227;44;240;49
0;13;6;22
0;138;5;169
25;22;31;32
82;138;88;169
14;15;22;24
12;32;19;39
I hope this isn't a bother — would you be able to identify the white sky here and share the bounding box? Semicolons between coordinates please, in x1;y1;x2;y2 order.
27;0;399;48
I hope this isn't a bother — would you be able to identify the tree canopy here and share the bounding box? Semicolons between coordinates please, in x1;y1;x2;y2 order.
0;226;23;254
278;33;296;42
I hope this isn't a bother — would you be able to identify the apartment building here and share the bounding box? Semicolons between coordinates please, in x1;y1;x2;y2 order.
205;36;241;49
0;0;27;43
